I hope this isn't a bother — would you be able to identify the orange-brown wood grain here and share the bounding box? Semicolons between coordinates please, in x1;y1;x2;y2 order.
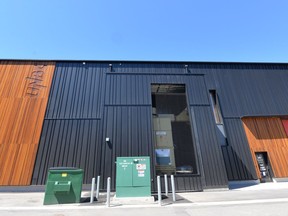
242;117;288;179
0;61;55;185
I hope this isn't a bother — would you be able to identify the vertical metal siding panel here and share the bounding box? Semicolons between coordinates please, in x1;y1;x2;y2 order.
221;146;233;180
32;119;102;185
212;68;288;118
58;67;70;118
224;119;257;180
101;106;154;190
83;70;92;118
31;120;50;184
45;62;104;119
32;61;288;189
192;106;228;188
186;76;209;105
172;176;202;192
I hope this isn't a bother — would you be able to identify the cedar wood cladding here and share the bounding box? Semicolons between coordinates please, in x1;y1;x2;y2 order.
6;60;288;190
0;61;55;185
243;117;288;178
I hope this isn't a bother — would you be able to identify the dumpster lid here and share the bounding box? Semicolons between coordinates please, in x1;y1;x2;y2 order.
49;167;80;170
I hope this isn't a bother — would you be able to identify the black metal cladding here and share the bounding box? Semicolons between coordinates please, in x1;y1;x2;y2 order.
205;68;288;118
221;119;257;180
32;119;102;184
192;106;228;188
101;106;154;190
105;74;209;106
33;61;224;191
45;62;106;119
32;61;288;190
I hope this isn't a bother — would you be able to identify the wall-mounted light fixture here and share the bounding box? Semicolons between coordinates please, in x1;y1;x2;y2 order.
184;65;189;73
105;137;112;149
109;64;113;72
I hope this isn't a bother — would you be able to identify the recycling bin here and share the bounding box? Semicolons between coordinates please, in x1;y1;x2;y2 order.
43;167;83;205
116;156;151;197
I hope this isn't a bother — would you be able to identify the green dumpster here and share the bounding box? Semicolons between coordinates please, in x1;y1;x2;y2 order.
43;167;83;205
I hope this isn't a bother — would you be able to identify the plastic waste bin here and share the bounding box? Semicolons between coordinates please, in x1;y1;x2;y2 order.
43;167;83;205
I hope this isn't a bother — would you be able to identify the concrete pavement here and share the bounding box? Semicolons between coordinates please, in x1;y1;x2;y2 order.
0;182;287;215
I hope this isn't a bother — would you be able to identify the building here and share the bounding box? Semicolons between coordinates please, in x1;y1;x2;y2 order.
1;60;288;191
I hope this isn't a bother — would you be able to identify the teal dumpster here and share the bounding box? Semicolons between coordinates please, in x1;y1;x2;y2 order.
43;167;83;205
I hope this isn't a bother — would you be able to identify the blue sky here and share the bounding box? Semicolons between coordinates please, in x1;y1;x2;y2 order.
0;0;287;62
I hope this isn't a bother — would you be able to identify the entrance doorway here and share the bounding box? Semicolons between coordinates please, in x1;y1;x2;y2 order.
255;152;273;182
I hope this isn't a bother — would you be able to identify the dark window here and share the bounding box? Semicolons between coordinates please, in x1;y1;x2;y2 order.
151;84;198;175
209;90;223;124
209;90;227;146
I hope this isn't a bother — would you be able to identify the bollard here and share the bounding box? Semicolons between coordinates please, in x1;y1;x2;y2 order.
171;175;176;202
157;176;161;206
96;175;100;199
90;177;96;203
106;177;111;207
164;174;168;197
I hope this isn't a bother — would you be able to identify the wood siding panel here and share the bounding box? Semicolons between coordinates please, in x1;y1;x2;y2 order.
242;117;288;178
0;61;55;185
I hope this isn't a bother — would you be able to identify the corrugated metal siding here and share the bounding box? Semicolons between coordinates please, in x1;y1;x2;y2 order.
32;119;102;185
104;75;151;105
205;69;288;118
45;62;105;119
172;176;202;192
103;106;203;192
101;106;154;190
192;106;228;188
32;62;215;191
222;119;257;180
85;62;288;74
204;66;288;181
104;62;204;74
32;61;288;190
105;74;209;106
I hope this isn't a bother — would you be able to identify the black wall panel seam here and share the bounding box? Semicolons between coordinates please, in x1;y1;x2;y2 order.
104;104;151;107
44;118;101;120
106;73;205;76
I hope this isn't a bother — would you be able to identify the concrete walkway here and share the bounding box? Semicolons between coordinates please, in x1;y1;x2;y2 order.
0;182;287;210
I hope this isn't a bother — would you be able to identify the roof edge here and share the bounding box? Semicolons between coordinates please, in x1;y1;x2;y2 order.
1;58;288;65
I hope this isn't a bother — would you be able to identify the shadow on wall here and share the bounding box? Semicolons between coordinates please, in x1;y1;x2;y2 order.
221;146;256;181
242;117;287;140
228;180;259;190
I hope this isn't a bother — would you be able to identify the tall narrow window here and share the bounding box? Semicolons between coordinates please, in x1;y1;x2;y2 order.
209;90;223;124
209;90;227;146
151;84;198;175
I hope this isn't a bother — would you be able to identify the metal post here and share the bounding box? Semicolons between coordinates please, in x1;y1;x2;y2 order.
171;175;176;202
106;177;111;207
96;175;100;199
164;174;168;197
90;177;96;203
157;176;161;206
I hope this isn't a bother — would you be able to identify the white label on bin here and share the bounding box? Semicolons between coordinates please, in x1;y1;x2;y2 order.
136;164;146;170
156;131;167;136
138;173;145;177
